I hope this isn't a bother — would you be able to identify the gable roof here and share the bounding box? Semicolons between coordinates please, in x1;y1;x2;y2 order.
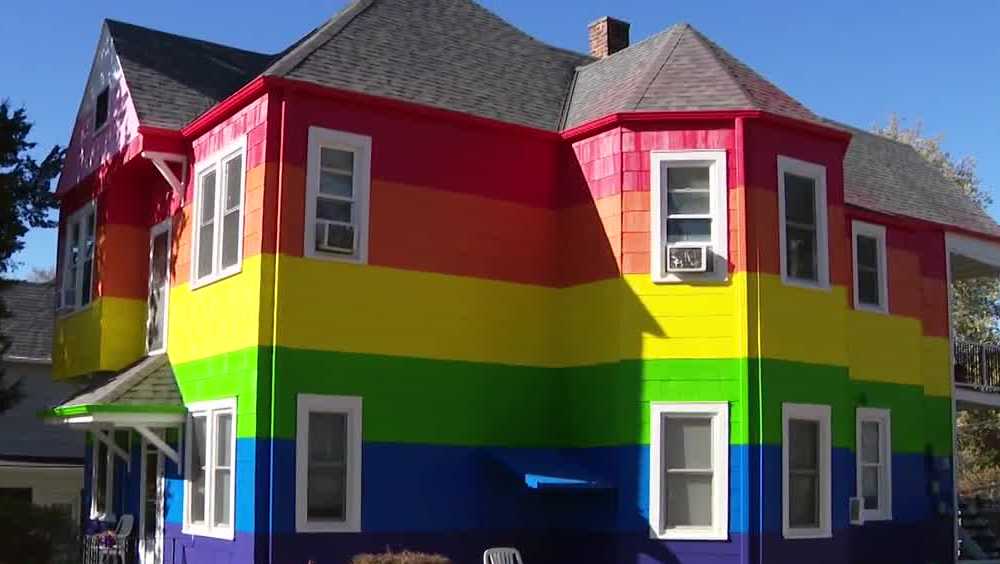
835;122;1000;236
563;23;817;130
0;281;54;363
105;19;275;130
262;0;590;131
53;354;182;414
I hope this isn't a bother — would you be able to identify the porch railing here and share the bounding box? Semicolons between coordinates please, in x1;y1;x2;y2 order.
82;533;136;564
955;342;1000;393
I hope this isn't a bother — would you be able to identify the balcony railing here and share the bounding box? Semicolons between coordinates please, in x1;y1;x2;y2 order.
955;342;1000;393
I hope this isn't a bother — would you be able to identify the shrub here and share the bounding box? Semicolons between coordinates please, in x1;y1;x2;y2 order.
351;550;452;564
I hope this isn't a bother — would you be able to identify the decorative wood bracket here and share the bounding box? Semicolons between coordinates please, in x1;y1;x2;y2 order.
93;429;131;469
133;424;181;465
142;151;187;203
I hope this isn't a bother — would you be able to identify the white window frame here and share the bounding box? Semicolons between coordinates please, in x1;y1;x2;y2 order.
649;402;729;540
782;403;832;539
89;434;116;521
183;398;237;540
304;126;372;264
778;156;829;290
650;150;729;283
146;219;172;355
295;394;363;533
851;221;889;314
190;137;246;289
856;407;892;521
59;200;97;312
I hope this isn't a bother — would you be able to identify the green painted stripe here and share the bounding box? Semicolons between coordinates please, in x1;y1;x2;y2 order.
172;346;264;438
47;403;187;418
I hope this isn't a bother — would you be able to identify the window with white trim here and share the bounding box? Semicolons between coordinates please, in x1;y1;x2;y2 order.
650;151;729;282
295;394;362;533
305;127;372;263
60;201;96;311
856;408;892;521
778;156;829;288
782;403;831;539
90;434;116;520
852;221;888;313
184;399;236;539
191;139;245;286
649;402;729;540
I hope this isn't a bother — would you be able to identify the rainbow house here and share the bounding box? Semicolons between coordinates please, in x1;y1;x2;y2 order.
46;2;1000;563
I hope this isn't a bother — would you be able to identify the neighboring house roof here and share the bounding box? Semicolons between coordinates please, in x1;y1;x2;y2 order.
105;19;275;130
52;355;183;417
0;281;54;363
563;23;817;130
90;0;996;238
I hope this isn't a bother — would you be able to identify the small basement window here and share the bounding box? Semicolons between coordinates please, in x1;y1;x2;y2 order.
852;221;888;313
94;86;109;132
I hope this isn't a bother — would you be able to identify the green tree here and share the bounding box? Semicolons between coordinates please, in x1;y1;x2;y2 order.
876;115;1000;493
0;101;63;413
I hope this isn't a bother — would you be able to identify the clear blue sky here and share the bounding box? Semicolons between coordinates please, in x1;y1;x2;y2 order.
3;0;998;279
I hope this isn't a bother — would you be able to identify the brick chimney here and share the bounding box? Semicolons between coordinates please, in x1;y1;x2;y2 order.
588;17;630;58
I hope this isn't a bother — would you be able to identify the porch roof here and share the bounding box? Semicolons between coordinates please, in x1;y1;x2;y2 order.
45;355;185;423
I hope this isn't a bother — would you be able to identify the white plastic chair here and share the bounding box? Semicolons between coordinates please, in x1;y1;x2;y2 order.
484;547;523;564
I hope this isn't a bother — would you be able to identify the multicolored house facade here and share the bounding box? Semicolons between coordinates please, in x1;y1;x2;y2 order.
45;2;1000;564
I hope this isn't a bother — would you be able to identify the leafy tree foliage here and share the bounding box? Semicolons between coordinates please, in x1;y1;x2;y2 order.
0;101;63;413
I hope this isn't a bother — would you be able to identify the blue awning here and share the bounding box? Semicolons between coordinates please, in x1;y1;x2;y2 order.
491;449;612;491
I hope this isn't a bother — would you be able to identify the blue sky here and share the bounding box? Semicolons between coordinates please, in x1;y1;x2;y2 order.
3;0;998;279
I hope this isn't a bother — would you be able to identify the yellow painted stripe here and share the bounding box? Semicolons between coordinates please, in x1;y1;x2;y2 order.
53;297;146;379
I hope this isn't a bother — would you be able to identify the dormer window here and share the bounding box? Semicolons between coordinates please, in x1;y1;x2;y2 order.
94;86;109;132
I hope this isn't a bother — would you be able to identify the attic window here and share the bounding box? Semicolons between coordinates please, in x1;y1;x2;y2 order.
94;87;109;132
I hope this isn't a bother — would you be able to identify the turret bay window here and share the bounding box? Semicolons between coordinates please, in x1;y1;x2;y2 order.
778;156;829;289
60;201;96;311
305;127;372;263
782;403;831;539
649;402;729;540
191;138;246;287
184;399;236;539
296;394;362;533
852;221;889;313
650;150;729;283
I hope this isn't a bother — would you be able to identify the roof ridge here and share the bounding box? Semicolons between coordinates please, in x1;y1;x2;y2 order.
632;23;691;112
263;0;377;77
574;23;682;71
680;25;755;108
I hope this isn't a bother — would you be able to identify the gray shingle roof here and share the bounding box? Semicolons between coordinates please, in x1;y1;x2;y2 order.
835;122;1000;236
0;281;54;362
57;355;181;410
263;0;590;131
105;19;275;130
563;23;817;130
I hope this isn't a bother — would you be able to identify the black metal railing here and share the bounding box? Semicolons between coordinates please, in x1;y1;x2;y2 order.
82;533;136;564
955;341;1000;392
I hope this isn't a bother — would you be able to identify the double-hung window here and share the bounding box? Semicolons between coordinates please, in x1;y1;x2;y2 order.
192;138;245;287
649;402;729;540
305;127;372;263
650;151;728;282
856;408;892;521
782;403;831;539
295;394;363;533
852;221;889;313
778;156;829;289
184;399;236;539
90;430;126;520
60;201;96;311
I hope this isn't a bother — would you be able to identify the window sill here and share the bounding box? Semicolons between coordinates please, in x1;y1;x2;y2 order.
782;527;832;540
304;247;366;265
653;528;728;541
181;525;235;541
854;303;889;315
652;272;729;285
189;264;243;291
780;276;831;292
57;302;95;321
295;520;361;534
91;120;111;140
860;510;892;522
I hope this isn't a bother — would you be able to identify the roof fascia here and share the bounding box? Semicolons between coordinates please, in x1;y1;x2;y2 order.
846;204;1000;245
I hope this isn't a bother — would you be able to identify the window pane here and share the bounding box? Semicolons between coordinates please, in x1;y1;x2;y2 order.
321;148;354;172
321;224;356;253
666;191;710;216
861;466;879;510
666;219;711;243
200;172;216;224
307;413;348;521
95;88;109;130
786;226;817;280
190;416;207;524
789;420;818;471
664;417;712;470
858;269;879;305
70;221;81;265
198;224;214;278
95;442;108;514
856;235;878;269
320;171;353;198
224;156;242;211
221;211;240;269
861;422;879;464
213;469;231;526
666;166;710;191
81;258;93;306
215;412;232;467
665;473;712;527
789;473;819;527
317;199;352;223
784;173;816;225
